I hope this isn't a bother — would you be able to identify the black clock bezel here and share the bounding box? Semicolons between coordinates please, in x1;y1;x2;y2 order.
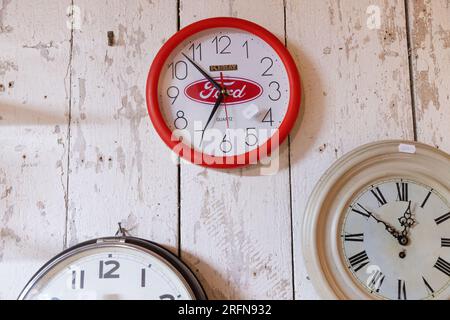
18;236;207;300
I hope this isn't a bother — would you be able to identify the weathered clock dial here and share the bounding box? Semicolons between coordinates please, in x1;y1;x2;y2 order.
303;141;450;300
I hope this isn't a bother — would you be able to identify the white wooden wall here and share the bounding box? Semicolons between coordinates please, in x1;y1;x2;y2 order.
0;0;448;300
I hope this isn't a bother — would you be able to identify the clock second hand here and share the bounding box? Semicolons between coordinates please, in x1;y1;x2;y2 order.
220;72;230;129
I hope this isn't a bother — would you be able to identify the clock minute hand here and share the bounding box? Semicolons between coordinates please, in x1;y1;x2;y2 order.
181;53;222;91
357;204;401;240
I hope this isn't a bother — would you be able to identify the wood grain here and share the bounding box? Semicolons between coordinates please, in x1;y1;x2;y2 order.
179;0;294;300
66;0;179;250
407;0;450;153
1;0;449;300
0;0;71;299
286;0;415;299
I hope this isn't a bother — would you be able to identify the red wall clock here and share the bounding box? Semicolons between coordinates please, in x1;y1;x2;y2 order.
146;17;301;168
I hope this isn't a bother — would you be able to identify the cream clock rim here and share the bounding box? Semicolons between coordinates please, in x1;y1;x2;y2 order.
18;237;206;300
302;140;450;300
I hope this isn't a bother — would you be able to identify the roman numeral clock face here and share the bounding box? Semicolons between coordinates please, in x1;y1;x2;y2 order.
302;141;450;300
342;179;450;300
146;18;300;167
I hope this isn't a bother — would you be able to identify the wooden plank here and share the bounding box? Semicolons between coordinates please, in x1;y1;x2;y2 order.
407;0;450;153
67;1;179;250
286;0;414;299
179;0;293;299
0;0;70;299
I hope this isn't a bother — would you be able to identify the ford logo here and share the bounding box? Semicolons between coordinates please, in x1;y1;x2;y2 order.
184;77;263;105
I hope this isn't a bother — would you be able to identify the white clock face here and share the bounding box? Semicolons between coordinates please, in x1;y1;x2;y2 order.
341;178;450;300
158;28;290;157
21;244;197;300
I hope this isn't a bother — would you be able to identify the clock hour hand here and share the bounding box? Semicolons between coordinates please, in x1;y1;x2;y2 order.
200;93;224;144
181;53;222;91
398;201;415;238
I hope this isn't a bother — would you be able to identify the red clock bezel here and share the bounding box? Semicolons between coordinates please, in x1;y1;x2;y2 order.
146;17;301;168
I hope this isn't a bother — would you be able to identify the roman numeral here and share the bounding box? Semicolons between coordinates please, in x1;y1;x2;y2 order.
348;250;370;272
441;238;450;247
420;190;433;208
371;187;387;206
343;233;364;242
141;268;146;287
396;182;408;202
434;257;450;277
435;212;450;225
368;270;385;292
398;279;407;300
422;276;434;296
351;203;371;219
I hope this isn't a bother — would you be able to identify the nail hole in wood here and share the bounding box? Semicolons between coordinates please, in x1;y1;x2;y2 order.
107;31;115;46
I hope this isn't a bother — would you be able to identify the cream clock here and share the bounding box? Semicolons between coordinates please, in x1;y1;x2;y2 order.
303;140;450;300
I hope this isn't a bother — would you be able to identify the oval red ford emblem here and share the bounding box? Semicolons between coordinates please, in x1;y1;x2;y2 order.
184;77;263;105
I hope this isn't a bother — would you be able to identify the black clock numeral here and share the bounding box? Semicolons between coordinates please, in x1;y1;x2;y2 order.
422;276;435;296
268;81;281;101
212;35;231;54
160;294;175;300
370;187;387;206
434;257;450;277
348;250;370;272
166;86;179;105
174;110;188;130
245;127;258;147
343;233;364;242
99;260;120;279
168;61;188;80
398;279;407;300
435;212;450;225
351;203;371;219
260;56;274;76
189;42;202;61
242;40;249;59
441;238;450;247
71;269;85;290
420;190;433;208
141;268;146;287
396;182;408;202
368;270;384;292
220;134;232;153
262;108;274;126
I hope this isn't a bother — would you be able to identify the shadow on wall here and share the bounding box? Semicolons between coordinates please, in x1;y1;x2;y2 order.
180;249;232;300
0;101;67;125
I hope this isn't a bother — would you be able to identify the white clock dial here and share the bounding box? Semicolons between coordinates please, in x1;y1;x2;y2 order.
341;179;450;300
158;28;290;157
19;238;206;300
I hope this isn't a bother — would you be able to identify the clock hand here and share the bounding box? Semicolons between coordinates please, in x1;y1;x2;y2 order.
200;93;224;144
181;53;222;91
357;203;403;242
398;201;415;238
220;72;230;129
